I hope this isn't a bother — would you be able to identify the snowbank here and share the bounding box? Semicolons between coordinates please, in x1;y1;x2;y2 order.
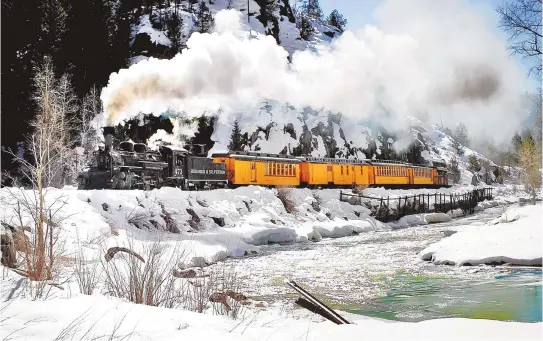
0;293;540;341
0;186;388;267
420;203;543;266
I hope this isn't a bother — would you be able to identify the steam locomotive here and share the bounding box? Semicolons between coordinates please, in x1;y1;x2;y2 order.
77;127;228;190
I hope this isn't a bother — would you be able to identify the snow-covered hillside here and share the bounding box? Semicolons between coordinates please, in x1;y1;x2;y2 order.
129;0;340;65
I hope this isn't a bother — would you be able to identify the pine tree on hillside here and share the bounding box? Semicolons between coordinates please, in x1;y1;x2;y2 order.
228;120;243;151
467;154;481;173
166;10;183;57
326;9;347;32
110;0;134;68
37;0;68;70
300;0;323;21
192;115;217;152
449;156;461;184
453;123;470;148
298;13;314;40
197;1;214;33
512;132;522;151
64;0;117;96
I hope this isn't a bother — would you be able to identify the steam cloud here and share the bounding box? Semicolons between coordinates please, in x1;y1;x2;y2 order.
100;0;529;144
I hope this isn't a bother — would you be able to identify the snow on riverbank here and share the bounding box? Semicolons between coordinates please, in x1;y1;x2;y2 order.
0;186;389;267
420;203;543;266
1;185;541;340
0;293;540;341
0;184;527;267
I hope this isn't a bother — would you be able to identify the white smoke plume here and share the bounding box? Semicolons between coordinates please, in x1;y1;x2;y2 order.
100;0;530;144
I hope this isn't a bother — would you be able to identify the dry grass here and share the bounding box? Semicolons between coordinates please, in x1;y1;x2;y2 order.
98;235;247;319
275;186;296;213
101;239;188;308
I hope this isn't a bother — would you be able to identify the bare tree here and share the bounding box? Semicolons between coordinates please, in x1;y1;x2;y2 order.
2;57;74;292
496;0;542;76
55;74;79;185
79;86;103;163
518;135;542;202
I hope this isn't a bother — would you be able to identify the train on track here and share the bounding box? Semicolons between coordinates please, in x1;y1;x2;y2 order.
77;127;451;190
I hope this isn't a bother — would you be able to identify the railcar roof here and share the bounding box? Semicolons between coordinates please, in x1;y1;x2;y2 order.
211;151;440;168
211;151;301;163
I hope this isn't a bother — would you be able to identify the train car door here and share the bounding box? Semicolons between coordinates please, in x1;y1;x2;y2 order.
326;164;333;183
368;165;375;185
408;168;414;185
250;162;256;182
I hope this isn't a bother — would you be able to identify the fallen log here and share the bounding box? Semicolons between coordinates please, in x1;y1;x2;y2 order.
287;281;350;325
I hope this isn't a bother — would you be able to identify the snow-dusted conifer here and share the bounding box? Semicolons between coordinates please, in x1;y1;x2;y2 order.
228;120;243;151
326;9;347;32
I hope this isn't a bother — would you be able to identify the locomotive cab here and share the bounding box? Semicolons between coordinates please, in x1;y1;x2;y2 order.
159;145;189;179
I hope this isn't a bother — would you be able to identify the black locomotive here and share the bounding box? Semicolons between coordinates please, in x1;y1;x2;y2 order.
77;127;227;190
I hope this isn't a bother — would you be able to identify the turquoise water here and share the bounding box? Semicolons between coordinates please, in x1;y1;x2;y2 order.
349;268;542;322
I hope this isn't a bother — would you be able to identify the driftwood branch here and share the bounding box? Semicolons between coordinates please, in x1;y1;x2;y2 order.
104;247;145;263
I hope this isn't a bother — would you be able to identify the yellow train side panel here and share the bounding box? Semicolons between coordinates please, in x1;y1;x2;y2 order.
374;176;410;185
331;164;353;185
413;177;433;185
226;159;299;186
308;163;329;185
353;165;371;185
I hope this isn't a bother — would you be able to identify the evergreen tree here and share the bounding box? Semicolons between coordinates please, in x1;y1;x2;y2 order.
166;10;183;57
453;122;470;147
326;9;347;32
110;0;132;69
467;154;481;173
2;0;42;162
449;156;461;184
197;1;214;33
192;115;216;152
37;0;68;70
228;120;243;151
298;13;314;40
300;0;323;21
64;0;116;96
512;132;522;151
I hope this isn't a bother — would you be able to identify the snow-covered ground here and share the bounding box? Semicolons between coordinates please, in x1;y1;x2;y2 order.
420;203;543;266
1;185;541;340
0;293;540;341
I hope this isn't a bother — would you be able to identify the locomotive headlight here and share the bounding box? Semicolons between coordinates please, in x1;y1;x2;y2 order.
119;172;126;179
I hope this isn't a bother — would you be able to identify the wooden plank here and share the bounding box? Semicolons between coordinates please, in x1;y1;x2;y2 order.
287;281;350;325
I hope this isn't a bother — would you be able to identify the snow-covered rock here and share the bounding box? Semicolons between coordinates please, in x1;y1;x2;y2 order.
0;186;389;267
390;213;452;229
420;203;543;266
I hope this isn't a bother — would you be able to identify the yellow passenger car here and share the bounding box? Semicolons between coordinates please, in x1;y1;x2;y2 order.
411;166;434;185
211;152;301;187
299;157;370;187
372;163;410;185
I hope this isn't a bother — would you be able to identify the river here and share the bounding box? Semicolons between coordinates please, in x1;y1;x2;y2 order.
217;205;542;323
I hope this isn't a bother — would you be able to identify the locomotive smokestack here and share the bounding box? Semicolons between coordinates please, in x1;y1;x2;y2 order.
103;126;115;151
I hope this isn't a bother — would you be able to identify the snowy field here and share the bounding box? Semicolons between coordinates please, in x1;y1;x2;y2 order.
1;185;541;340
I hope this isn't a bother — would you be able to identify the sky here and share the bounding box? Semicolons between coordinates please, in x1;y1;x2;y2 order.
319;0;540;91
